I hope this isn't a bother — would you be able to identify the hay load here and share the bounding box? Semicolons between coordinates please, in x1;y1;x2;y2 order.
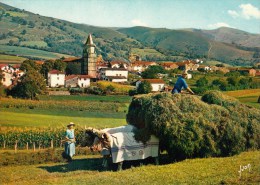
126;91;260;160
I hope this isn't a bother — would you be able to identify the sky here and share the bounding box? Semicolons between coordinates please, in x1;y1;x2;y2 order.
1;0;260;34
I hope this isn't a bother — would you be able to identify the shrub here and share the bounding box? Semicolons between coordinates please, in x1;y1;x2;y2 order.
126;91;260;160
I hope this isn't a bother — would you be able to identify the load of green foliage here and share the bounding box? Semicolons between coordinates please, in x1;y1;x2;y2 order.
126;91;260;160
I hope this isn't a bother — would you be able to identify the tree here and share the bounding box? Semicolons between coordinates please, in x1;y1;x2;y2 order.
0;70;5;97
141;65;166;79
196;77;208;87
53;59;67;72
137;81;152;94
9;70;46;99
20;60;41;72
227;77;238;86
212;79;228;91
40;60;54;80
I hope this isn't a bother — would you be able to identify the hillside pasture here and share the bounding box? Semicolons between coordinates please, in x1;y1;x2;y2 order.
0;45;74;60
0;54;27;63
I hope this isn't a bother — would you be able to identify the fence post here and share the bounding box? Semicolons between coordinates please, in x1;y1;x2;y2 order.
33;142;36;152
26;142;29;150
14;140;18;153
60;138;62;148
51;140;53;149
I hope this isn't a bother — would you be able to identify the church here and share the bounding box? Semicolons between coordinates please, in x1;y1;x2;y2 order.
63;34;98;79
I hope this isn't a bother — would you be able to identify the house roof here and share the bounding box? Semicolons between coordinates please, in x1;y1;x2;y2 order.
11;64;21;68
110;60;128;65
48;70;65;75
175;60;197;66
139;79;165;84
160;62;178;67
63;57;81;62
102;68;128;71
131;61;157;66
0;64;8;68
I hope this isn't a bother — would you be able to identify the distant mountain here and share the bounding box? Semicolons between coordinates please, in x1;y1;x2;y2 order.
0;2;259;66
192;27;260;48
118;26;258;66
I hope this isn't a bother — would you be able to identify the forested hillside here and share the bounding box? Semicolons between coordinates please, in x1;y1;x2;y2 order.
0;2;259;66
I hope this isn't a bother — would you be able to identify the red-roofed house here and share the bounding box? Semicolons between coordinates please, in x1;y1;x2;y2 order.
160;62;179;70
130;61;157;72
65;75;91;88
48;70;65;87
110;60;129;69
136;79;165;92
0;64;10;72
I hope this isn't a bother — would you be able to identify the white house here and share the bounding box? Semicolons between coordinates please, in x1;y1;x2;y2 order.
1;72;13;87
0;64;10;73
65;75;91;88
136;79;165;92
100;68;128;82
48;70;65;87
110;61;129;69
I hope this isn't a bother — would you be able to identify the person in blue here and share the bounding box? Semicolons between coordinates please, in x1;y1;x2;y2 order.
172;70;195;95
64;122;76;162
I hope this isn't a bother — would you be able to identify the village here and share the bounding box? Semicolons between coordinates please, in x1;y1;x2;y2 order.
1;33;260;96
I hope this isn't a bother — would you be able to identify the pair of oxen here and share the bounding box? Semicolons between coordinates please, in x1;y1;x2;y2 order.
81;125;159;171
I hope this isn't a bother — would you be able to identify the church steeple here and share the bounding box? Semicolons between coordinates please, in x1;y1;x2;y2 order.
82;34;97;77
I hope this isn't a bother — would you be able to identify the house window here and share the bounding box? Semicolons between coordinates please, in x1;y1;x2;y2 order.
159;85;161;90
81;83;84;87
57;77;59;80
3;78;5;82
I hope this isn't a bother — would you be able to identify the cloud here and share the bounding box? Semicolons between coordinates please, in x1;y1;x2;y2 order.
131;19;148;27
228;4;260;20
208;22;233;29
239;4;260;19
228;10;239;18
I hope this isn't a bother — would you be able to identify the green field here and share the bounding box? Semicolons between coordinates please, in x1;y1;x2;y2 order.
0;54;27;63
0;45;74;60
0;150;259;185
0;108;126;128
38;94;132;103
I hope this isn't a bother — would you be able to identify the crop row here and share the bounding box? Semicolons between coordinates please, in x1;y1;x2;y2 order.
0;97;122;112
0;128;85;149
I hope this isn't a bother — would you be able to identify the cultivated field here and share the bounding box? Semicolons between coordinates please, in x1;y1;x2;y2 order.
0;92;259;184
224;89;260;109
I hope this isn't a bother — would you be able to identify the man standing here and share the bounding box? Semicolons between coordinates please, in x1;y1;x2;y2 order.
172;70;195;95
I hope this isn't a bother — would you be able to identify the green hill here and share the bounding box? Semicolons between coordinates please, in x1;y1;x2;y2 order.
0;2;259;66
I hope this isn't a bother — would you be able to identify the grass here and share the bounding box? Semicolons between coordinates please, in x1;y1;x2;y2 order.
0;45;74;60
38;94;132;103
0;54;27;63
0;150;259;185
0;108;126;128
224;89;260;109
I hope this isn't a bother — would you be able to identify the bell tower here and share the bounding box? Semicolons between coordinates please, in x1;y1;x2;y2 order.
82;34;97;77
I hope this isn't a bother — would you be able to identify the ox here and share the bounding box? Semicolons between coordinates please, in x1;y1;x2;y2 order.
81;125;159;171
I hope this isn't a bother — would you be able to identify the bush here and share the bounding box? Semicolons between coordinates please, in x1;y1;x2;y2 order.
126;91;260;160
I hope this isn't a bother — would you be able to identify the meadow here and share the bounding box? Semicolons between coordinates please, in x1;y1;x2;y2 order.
0;45;74;60
0;92;259;184
0;150;259;185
